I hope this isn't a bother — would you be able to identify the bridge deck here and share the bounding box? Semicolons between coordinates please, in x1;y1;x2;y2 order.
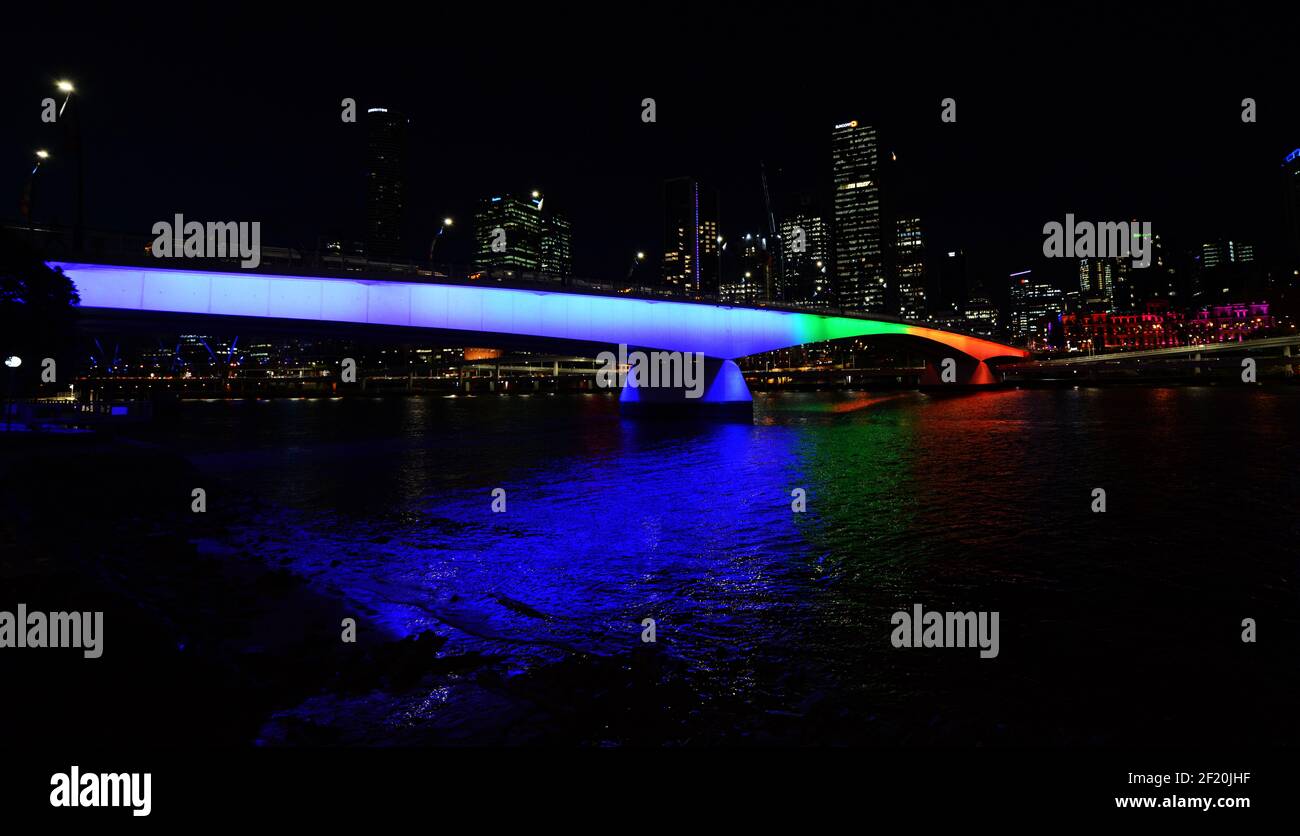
52;261;1029;363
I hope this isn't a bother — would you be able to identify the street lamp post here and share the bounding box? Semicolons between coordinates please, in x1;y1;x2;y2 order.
21;150;50;228
626;251;645;284
429;217;453;267
716;236;724;301
54;80;83;251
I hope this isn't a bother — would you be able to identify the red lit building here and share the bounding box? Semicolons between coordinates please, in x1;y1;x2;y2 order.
1061;301;1274;352
1184;303;1274;344
1061;300;1185;352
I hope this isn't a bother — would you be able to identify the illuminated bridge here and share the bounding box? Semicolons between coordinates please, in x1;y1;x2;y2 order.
53;261;1030;417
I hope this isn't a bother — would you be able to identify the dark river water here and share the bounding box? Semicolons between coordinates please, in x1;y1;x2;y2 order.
141;388;1300;745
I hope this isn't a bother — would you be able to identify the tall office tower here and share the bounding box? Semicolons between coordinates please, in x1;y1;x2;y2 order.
1010;271;1063;346
1285;148;1300;274
719;233;767;304
1124;229;1176;301
1200;239;1254;269
936;248;969;313
1197;238;1258;299
1111;264;1136;311
540;213;572;277
662;177;720;296
964;285;999;337
1078;258;1117;309
831;121;886;311
780;197;831;307
474;192;546;271
365;107;408;260
1097;227;1171;310
894;217;926;319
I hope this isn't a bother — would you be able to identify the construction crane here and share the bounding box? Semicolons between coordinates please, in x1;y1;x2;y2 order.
759;161;785;303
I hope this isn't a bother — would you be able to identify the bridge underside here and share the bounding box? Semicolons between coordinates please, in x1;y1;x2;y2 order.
54;262;1030;417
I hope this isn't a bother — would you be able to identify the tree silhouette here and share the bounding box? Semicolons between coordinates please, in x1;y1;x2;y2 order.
0;229;79;395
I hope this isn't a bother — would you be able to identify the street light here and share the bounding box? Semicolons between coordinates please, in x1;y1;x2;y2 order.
52;79;83;249
429;216;454;265
55;80;76;119
716;236;725;300
22;152;50;227
626;251;646;282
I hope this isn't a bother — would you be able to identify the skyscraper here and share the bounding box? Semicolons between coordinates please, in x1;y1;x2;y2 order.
1283;148;1300;273
964;286;999;337
1078;258;1116;309
831;121;886;312
365;107;408;259
1200;239;1254;269
780;196;830;307
720;233;766;304
474;191;571;278
540;213;572;277
474;192;546;272
894;217;927;320
1087;227;1171;311
1010;271;1062;346
662;177;720;296
1127;229;1175;301
1196;238;1258;300
936;248;968;314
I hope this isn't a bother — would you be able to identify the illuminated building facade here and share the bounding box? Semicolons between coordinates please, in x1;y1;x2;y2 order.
365;107;408;259
474;192;569;278
1195;239;1258;301
780;204;830;308
964;288;999;337
1201;239;1254;269
663;177;720;296
1009;271;1063;347
720;233;767;304
831;121;886;312
541;213;572;277
1078;258;1116;309
1061;301;1273;351
1186;302;1273;343
895;216;926;320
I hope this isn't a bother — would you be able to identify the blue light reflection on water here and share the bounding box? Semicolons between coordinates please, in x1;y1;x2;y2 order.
161;388;1300;743
222;398;822;679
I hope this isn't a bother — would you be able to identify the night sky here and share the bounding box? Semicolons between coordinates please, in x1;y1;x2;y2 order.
5;6;1299;308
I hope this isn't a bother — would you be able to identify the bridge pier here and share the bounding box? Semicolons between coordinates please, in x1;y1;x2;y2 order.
618;357;752;420
919;357;999;388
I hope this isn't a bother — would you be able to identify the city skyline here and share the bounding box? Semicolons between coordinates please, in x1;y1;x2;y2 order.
6;11;1300;299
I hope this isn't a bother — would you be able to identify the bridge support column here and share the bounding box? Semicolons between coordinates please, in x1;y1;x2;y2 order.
919;357;999;389
618;357;752;420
